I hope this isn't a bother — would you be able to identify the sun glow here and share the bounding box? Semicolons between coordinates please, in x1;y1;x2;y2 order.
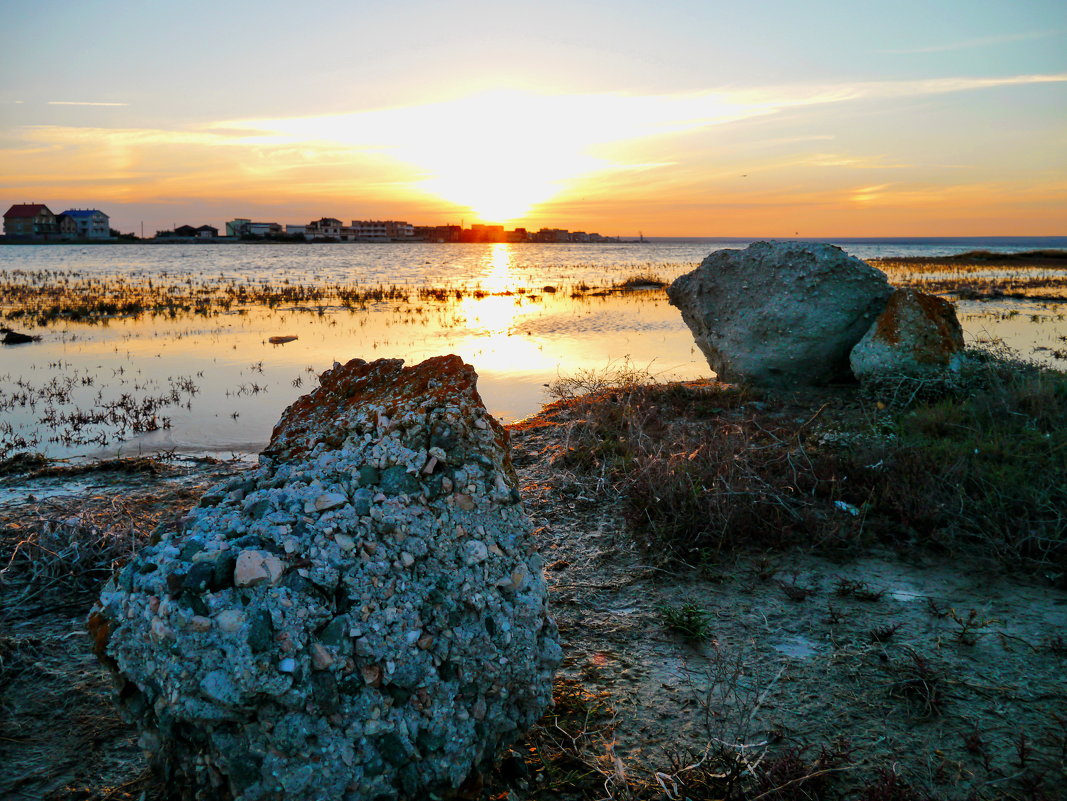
213;89;755;223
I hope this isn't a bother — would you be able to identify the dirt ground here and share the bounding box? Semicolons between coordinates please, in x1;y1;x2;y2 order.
1;401;1065;800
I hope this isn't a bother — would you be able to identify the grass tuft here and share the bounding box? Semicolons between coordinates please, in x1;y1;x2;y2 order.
658;601;713;641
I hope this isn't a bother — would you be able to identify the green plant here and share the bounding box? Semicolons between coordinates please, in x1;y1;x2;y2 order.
658;601;713;641
947;608;998;646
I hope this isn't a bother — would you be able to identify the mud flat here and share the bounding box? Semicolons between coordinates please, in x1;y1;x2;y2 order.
2;349;1066;799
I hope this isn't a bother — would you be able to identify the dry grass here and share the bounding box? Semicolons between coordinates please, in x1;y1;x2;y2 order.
542;352;1067;583
874;253;1067;300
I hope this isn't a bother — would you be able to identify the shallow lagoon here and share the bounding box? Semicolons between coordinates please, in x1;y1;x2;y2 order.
2;241;1065;459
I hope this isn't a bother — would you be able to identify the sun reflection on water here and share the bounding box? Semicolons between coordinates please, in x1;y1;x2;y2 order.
482;242;514;293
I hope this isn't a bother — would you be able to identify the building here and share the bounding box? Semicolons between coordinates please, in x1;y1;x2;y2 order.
413;225;462;242
348;220;414;241
306;217;344;239
3;203;58;240
462;224;505;243
226;218;251;237
285;224;307;237
196;225;219;238
56;213;79;239
226;219;283;238
58;208;110;239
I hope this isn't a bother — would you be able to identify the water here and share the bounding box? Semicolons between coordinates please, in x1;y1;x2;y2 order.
3;237;1065;285
2;238;1065;460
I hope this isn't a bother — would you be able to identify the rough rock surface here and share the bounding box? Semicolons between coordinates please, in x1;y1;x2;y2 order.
90;355;561;800
850;288;965;380
667;241;893;387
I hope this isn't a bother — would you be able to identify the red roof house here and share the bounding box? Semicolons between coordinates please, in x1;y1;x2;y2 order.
4;204;58;239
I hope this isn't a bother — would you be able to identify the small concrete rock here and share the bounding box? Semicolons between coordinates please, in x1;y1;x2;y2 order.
91;355;559;801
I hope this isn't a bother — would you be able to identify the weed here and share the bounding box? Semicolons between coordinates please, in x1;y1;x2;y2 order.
614;272;668;290
484;677;614;797
924;598;949;619
658;602;713;642
886;649;946;718
855;767;934;801
825;604;846;625
947;608;998;646
777;579;817;602
869;622;904;643
834;577;885;601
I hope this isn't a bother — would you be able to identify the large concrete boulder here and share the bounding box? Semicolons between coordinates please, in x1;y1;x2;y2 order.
850;288;965;380
667;241;893;387
90;355;560;800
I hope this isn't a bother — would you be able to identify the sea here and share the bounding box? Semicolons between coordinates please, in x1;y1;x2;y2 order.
1;236;1065;461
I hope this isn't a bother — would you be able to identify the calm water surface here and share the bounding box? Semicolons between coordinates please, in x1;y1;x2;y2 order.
2;238;1065;460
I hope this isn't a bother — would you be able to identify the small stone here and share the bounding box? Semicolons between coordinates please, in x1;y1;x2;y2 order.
182;562;215;592
190;615;212;632
334;533;356;551
200;670;241;706
311;643;335;670
462;540;489;565
455;493;476;511
247;609;273;653
150;618;172;641
400;552;415;568
278;657;297;673
319;615;349;646
417;634;434;650
215;609;246;632
234;550;285;587
361;663;382;686
307;492;347;513
380;465;420;496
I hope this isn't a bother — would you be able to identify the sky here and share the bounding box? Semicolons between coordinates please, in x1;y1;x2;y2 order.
1;0;1065;237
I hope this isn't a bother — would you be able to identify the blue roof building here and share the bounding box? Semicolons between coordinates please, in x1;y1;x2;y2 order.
59;208;110;239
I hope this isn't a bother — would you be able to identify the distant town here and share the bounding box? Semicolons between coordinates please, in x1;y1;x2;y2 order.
2;203;622;244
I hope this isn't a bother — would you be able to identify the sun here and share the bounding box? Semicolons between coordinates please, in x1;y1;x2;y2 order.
393;91;606;222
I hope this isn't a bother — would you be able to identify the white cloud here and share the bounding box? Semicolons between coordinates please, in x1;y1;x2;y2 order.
47;101;129;107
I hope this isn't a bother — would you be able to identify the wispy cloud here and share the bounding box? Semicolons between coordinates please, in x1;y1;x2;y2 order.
47;101;129;107
882;31;1059;55
801;153;911;169
851;184;892;203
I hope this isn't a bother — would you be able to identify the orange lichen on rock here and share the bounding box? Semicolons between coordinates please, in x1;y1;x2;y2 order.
264;355;513;479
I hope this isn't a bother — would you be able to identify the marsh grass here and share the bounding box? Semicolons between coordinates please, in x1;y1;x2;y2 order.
547;351;1067;581
0;462;210;624
614;272;669;290
875;253;1067;300
0;266;682;327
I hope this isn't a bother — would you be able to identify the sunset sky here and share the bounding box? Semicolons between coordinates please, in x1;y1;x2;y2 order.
2;0;1065;236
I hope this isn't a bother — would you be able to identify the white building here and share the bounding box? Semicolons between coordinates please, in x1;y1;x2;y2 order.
59;209;110;239
349;220;414;241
